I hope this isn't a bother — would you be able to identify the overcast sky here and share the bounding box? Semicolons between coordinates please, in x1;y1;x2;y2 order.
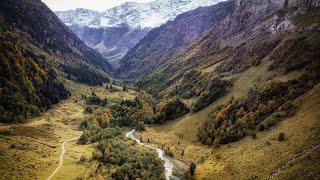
41;0;154;11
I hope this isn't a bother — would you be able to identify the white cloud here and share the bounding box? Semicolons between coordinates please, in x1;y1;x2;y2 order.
41;0;154;11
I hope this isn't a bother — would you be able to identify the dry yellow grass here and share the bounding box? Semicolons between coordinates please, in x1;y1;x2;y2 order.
0;79;139;180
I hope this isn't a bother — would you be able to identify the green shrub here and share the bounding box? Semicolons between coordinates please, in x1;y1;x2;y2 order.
258;124;265;131
191;78;231;113
154;97;189;124
278;132;285;141
190;162;197;176
86;92;108;107
109;98;153;127
85;106;93;114
97;136;164;179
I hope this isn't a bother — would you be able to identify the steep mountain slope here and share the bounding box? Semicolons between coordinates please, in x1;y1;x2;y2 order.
55;0;225;66
0;18;70;123
118;0;236;79
130;0;320;178
0;0;113;123
0;0;113;85
129;0;319;98
67;24;150;67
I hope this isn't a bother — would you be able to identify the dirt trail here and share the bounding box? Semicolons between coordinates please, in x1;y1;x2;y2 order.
268;144;320;179
47;131;83;180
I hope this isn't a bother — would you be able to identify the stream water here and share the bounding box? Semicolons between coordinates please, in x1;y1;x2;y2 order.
126;129;176;180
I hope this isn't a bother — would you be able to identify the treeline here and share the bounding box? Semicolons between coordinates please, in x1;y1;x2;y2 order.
268;36;319;75
61;64;109;86
0;29;70;123
198;78;315;145
137;69;231;114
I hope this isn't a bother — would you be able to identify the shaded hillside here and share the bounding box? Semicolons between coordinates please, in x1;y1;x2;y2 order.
118;0;236;79
0;0;115;123
0;21;70;123
0;0;113;86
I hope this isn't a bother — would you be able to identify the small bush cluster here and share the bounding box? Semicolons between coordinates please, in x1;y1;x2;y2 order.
278;132;286;141
106;84;120;92
86;92;108;107
154;97;189;124
191;78;231;113
109;98;153;128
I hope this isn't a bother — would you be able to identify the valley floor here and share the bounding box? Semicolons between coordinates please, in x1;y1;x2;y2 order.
0;80;92;180
0;79;137;180
0;74;319;180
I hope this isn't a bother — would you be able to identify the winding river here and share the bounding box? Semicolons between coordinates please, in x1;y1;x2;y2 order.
126;129;178;180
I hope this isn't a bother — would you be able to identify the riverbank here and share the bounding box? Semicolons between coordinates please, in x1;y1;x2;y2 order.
126;129;187;180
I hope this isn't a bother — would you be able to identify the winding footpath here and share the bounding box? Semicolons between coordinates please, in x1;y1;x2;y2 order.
47;131;83;180
268;144;320;179
126;130;175;180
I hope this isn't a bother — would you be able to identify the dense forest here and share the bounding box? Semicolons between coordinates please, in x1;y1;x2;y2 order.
0;0;113;86
0;24;70;123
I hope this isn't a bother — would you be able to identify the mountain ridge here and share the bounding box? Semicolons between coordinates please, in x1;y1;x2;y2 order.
55;0;226;29
54;0;226;66
118;0;236;79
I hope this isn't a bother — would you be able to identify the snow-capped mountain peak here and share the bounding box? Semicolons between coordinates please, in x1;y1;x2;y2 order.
56;0;225;28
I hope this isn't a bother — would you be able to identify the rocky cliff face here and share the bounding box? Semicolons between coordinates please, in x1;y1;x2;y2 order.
236;0;320;9
69;25;149;67
226;0;320;34
117;0;236;79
